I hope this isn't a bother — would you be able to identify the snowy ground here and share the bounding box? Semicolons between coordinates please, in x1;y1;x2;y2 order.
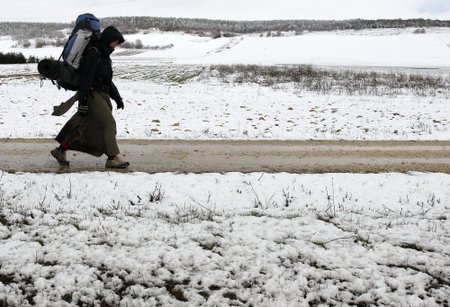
0;65;449;141
0;171;449;306
1;26;449;142
1;27;450;306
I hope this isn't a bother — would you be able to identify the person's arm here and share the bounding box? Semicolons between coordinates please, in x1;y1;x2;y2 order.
110;81;124;109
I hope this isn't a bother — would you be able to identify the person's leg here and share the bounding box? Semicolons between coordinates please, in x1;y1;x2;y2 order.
58;140;70;152
51;143;69;166
52;114;82;166
88;92;129;168
87;92;120;156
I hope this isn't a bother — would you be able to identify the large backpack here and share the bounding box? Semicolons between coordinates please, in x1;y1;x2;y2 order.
38;13;100;91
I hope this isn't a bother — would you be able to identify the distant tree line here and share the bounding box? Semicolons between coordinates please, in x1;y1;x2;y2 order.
0;17;448;47
1;18;449;41
100;17;450;36
0;22;67;42
0;52;39;64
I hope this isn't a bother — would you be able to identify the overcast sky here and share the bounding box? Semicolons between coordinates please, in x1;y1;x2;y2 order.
1;0;450;22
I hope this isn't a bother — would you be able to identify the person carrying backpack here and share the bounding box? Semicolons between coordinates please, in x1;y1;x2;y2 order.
51;25;130;169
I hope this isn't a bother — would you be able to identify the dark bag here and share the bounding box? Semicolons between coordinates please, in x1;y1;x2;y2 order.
38;59;80;91
37;13;100;91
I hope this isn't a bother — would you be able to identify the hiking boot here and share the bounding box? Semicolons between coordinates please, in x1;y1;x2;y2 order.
105;156;130;169
51;148;69;166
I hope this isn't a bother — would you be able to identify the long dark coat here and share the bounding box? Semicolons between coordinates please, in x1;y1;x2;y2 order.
55;26;124;157
55;91;119;157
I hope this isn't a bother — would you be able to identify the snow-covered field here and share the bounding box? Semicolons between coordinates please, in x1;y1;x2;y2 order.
1;28;450;306
1;171;449;306
1;28;450;140
0;66;449;141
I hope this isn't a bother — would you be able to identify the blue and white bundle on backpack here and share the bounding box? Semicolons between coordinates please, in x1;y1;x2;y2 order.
62;13;100;69
38;13;101;91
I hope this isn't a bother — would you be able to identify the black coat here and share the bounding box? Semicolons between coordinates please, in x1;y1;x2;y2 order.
78;46;121;104
78;26;125;104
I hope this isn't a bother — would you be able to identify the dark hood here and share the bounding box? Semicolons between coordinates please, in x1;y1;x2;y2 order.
100;26;125;53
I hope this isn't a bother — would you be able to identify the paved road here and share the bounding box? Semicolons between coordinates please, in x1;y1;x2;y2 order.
0;139;449;173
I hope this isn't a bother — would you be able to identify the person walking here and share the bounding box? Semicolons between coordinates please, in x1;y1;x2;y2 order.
51;26;129;169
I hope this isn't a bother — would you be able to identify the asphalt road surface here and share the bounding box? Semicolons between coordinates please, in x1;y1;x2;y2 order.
0;139;449;174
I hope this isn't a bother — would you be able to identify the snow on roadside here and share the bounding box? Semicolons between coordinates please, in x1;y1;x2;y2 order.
0;171;449;306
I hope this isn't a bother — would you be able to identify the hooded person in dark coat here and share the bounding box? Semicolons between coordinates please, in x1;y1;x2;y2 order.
51;26;129;168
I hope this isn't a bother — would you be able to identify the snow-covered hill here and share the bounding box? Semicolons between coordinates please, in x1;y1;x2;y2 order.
1;27;450;67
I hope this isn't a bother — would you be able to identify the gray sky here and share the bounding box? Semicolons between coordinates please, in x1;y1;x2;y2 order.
1;0;450;22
